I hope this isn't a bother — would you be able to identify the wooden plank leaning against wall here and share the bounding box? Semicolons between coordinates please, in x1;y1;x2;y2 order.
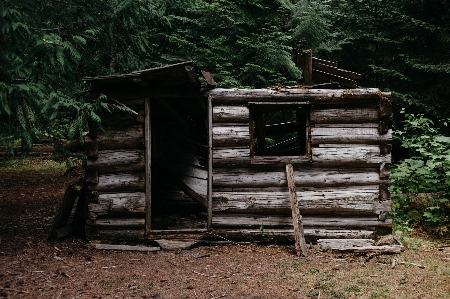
209;88;392;241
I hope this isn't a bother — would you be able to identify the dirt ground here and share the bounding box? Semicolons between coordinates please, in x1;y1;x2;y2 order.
1;168;450;299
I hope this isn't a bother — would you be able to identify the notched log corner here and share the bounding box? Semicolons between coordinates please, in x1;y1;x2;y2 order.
379;143;392;155
87;191;99;203
85;140;99;159
85;167;99;185
379;97;392;118
379;184;390;202
380;162;391;179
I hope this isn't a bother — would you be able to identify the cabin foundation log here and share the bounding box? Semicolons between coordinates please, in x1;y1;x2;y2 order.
212;214;390;229
213;228;374;242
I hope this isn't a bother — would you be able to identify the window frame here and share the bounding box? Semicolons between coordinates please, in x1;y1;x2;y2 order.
249;102;311;165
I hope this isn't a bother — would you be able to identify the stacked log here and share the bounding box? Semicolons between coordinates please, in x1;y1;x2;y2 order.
85;99;147;240
209;88;392;241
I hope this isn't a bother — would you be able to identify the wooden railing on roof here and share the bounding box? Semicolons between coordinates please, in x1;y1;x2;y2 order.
295;49;362;88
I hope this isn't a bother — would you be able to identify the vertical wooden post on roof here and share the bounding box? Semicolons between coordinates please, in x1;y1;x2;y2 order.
286;164;307;257
303;49;313;85
207;95;213;230
144;98;151;234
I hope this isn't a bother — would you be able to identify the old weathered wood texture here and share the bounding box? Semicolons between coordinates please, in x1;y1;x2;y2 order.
317;239;404;253
286;164;307;257
83;87;391;241
212;214;390;228
213;148;313;167
88;173;145;192
311;146;391;166
213;106;250;123
209;88;392;240
212;125;250;147
49;179;84;240
86;227;146;240
84;126;144;151
303;50;313;85
87;150;145;173
310;108;378;124
88;192;145;216
94;244;160;252
209;88;384;105
145;98;151;233
213;168;389;188
84;98;148;240
212;186;389;215
311;126;392;145
216;228;373;241
208;95;213;229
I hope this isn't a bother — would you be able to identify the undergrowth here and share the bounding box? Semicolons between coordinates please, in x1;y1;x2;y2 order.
0;156;81;172
391;110;450;238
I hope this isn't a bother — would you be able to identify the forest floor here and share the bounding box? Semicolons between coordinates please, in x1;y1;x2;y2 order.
0;157;450;299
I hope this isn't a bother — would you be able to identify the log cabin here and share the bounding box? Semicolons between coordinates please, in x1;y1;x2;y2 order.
81;61;393;244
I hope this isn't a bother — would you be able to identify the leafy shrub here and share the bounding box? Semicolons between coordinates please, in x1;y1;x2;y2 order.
391;110;450;237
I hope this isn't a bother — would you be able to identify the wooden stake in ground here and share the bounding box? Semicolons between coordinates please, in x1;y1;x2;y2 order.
286;164;307;257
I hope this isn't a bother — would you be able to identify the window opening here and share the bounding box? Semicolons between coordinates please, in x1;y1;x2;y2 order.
251;105;310;156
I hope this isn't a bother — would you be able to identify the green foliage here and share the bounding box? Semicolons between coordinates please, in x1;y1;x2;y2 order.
391;110;450;236
0;156;80;172
1;0;304;154
320;0;450;119
163;0;302;88
259;225;274;243
0;0;178;153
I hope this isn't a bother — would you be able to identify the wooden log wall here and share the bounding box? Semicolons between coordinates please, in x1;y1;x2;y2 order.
209;88;392;241
85;98;147;241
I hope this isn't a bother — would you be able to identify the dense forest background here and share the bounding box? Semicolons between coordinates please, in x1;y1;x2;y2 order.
2;0;450;146
1;0;449;234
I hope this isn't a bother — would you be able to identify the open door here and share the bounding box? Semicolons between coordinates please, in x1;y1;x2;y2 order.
146;97;208;232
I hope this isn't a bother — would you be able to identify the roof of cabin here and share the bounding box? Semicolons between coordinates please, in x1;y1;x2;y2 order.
83;61;216;100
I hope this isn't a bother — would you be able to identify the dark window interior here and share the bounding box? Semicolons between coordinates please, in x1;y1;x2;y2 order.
251;105;310;156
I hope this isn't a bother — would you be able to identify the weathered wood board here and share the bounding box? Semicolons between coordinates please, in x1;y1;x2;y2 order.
88;173;145;192
87;150;145;173
84;126;144;151
311;127;392;145
213;168;388;188
216;228;374;241
311;146;391;166
212;125;250;147
88;192;145;216
212;214;390;229
213;106;250;123
212;186;390;215
310;108;379;124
